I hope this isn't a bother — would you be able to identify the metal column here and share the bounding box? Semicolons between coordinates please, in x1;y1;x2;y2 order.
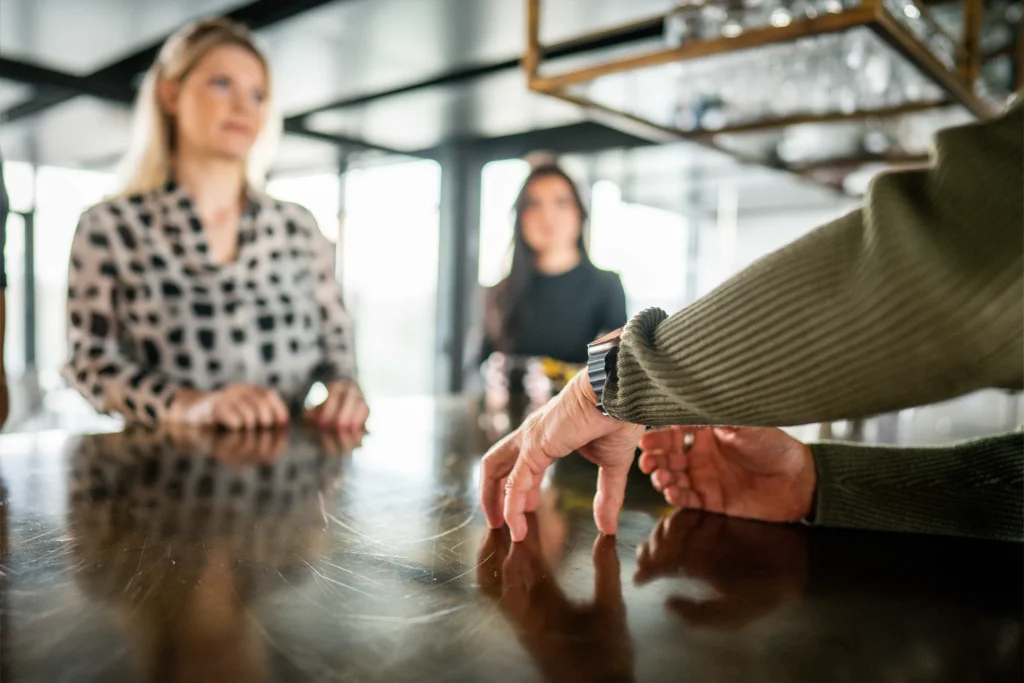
435;142;483;394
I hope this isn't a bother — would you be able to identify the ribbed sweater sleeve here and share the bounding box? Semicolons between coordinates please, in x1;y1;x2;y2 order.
602;97;1023;427
810;432;1023;542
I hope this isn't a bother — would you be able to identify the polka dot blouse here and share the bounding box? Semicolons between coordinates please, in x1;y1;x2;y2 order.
63;180;357;425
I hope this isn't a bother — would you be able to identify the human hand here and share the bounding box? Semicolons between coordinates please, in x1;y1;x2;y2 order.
305;380;369;433
167;383;290;430
639;426;816;523
634;510;808;629
477;518;633;683
480;370;646;541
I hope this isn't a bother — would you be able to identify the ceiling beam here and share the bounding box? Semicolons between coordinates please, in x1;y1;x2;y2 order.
280;118;414;156
285;16;665;127
466;121;655;161
1;4;664;163
0;52;413;156
0;57;134;107
0;0;342;124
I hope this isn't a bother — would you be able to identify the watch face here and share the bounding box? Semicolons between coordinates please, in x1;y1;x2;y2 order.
589;327;623;346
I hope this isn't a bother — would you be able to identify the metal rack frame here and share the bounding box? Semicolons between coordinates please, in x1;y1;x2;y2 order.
523;0;1011;145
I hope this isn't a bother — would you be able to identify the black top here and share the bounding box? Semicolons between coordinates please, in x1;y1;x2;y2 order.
485;261;627;364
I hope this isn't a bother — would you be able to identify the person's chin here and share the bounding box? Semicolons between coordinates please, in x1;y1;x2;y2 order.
209;145;252;163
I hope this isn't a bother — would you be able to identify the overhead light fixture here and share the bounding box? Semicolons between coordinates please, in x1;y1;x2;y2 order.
524;0;1020;186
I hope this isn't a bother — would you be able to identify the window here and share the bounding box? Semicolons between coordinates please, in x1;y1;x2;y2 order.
3;212;26;380
2;159;34;379
342;160;441;397
34;166;116;392
267;172;341;241
477;159;530;288
589;180;690;316
4;160;34;213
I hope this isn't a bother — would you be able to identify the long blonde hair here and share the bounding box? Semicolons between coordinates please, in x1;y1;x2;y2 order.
117;17;281;196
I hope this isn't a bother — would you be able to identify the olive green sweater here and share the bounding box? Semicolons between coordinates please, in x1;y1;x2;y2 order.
603;96;1023;541
810;432;1022;542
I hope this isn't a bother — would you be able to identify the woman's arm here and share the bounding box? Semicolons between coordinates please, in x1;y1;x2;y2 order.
604;98;1024;427
63;209;183;424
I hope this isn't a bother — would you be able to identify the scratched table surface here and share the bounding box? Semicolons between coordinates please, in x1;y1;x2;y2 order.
0;396;1020;683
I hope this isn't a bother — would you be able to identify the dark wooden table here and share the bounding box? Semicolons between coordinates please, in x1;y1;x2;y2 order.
0;397;1020;682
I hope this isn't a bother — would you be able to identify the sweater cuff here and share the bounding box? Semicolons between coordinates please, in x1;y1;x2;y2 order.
602;307;684;426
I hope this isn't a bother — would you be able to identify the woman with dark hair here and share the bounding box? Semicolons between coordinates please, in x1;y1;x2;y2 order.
482;164;626;368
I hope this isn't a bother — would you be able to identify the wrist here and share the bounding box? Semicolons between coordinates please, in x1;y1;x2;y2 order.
586;328;622;414
168;388;205;421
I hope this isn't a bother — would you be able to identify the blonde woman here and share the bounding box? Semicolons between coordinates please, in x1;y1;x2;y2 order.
64;18;368;431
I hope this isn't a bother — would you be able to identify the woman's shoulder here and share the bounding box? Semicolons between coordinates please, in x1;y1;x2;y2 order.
586;262;625;289
79;192;151;229
257;193;323;236
254;191;312;221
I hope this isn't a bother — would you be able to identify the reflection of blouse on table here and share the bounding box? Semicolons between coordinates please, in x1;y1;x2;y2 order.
64;180;357;425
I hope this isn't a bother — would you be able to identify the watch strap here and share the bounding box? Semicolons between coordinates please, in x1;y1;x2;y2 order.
587;329;622;415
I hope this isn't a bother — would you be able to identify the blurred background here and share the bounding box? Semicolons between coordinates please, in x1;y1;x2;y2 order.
1;0;1020;442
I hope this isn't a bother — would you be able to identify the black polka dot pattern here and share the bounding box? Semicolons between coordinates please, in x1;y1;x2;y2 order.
64;185;358;427
198;330;216;350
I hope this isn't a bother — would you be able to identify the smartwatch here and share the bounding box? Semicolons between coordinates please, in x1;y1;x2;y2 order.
587;328;623;415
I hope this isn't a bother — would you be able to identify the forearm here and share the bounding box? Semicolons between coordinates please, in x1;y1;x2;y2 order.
64;348;182;425
810;432;1023;542
603;101;1023;427
65;210;181;424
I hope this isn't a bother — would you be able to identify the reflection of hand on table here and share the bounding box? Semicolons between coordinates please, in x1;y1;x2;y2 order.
634;510;808;629
160;423;363;467
309;424;364;457
477;515;634;683
162;424;289;466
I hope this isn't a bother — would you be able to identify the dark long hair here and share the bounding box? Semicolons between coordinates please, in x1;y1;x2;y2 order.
490;164;590;353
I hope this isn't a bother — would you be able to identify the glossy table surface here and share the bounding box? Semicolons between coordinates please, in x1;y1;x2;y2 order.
0;397;1020;683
